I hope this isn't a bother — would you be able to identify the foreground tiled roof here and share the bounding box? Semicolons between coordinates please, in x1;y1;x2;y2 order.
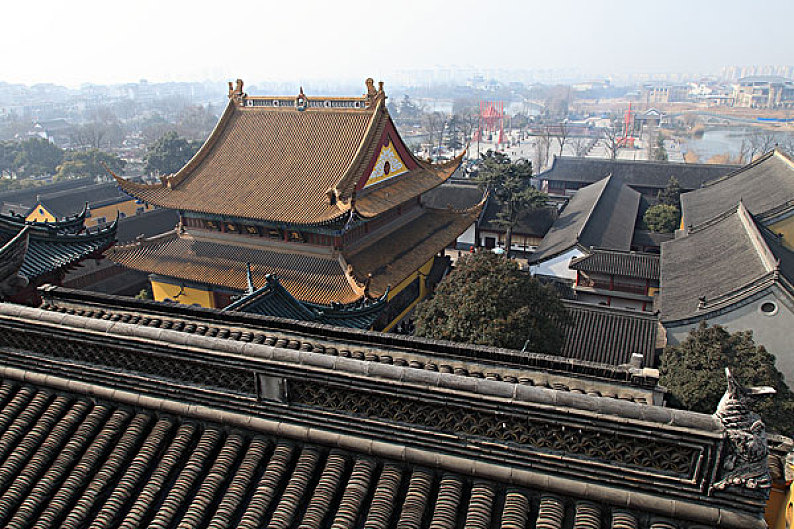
529;176;641;263
224;274;388;329
34;286;664;401
659;201;794;322
570;249;660;280
561;300;660;366
0;377;650;529
114;82;460;225
538;155;737;191
108;230;364;304
0;294;772;528
681;149;794;227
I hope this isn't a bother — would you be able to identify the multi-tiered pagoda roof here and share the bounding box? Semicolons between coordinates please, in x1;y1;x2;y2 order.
109;79;482;313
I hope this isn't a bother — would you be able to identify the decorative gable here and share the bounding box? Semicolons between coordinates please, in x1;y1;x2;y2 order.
363;140;409;188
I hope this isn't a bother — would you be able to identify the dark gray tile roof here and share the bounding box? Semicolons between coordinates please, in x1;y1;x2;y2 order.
115;208;179;244
537;156;736;191
570;249;660;280
33;182;134;219
529;176;641;263
659;201;790;322
0;216;117;282
681;150;794;228
223;274;387;329
420;180;484;210
0;177;95;208
0;297;768;528
479;199;557;237
561;300;659;366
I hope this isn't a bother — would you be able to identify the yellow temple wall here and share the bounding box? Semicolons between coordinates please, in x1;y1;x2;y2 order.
766;470;793;529
25;199;153;226
25;205;57;223
770;216;794;250
151;280;216;308
84;200;153;227
383;257;435;332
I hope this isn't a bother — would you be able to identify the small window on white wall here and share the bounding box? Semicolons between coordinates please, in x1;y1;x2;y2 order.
760;301;778;316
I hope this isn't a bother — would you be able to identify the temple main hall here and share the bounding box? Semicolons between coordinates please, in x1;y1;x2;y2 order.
110;79;481;330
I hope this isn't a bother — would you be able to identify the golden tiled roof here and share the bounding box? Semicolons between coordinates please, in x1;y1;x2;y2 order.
115;80;461;225
345;201;485;296
108;199;483;304
107;231;364;304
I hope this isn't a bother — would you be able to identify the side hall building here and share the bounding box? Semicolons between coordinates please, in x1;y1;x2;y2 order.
109;79;481;331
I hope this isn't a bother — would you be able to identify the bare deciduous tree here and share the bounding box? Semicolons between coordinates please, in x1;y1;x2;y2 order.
571;136;590;157
423;111;447;160
557;121;569;156
535;127;552;171
602;119;621;160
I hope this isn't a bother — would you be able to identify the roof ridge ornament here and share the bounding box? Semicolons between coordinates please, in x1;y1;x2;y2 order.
712;368;774;494
296;87;308;111
364;78;386;108
228;79;246;106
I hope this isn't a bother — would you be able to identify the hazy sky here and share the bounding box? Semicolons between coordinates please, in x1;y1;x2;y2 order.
4;0;792;87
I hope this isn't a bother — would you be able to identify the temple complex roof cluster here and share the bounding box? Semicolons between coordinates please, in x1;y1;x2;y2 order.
537;155;737;198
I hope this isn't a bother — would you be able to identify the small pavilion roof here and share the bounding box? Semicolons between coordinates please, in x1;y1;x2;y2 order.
561;299;660;367
113;79;461;226
223;274;388;329
0;204;87;234
0;214;117;284
681;149;794;227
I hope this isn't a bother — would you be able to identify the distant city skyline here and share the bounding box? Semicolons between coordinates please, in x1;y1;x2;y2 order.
4;0;794;88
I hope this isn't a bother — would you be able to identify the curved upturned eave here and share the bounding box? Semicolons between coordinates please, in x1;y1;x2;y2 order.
353;150;466;219
112;99;238;201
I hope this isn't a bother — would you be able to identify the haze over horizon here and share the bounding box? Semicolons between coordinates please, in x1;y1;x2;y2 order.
4;0;794;88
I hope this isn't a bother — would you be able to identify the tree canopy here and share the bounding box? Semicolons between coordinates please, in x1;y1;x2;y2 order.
660;322;794;436
1;137;64;177
144;131;201;175
55;149;125;180
413;252;569;353
657;176;681;207
643;204;680;233
476;150;548;254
